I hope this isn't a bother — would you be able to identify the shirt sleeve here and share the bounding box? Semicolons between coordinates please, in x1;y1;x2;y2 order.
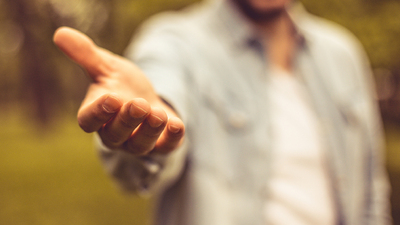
96;134;188;195
125;15;194;124
96;15;194;196
361;55;392;225
350;39;392;224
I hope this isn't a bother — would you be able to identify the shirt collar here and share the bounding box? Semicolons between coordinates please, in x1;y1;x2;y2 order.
214;0;258;47
212;0;310;49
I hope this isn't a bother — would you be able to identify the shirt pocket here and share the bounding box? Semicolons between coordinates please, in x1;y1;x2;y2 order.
191;82;262;186
199;82;257;134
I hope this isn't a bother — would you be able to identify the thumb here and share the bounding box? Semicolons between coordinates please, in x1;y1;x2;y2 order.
53;26;110;79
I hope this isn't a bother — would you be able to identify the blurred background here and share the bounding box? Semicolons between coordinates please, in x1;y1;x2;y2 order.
1;0;400;224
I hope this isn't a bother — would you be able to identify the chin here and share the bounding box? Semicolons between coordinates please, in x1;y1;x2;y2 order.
232;0;290;21
248;0;289;11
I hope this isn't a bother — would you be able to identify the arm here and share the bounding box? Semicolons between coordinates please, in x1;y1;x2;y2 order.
351;41;392;224
53;27;187;194
362;61;392;225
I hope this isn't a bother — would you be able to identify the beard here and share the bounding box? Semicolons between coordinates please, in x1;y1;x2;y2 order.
231;0;287;22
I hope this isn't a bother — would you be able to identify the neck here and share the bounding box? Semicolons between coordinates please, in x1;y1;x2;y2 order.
255;10;291;38
258;11;297;72
230;0;298;72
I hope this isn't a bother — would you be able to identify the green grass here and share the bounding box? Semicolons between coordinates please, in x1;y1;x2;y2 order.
1;108;400;224
0;111;152;225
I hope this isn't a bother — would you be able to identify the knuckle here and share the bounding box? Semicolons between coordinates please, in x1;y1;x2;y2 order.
126;139;155;155
94;103;114;121
78;117;93;133
105;132;122;145
145;124;166;137
146;131;163;139
92;111;108;123
128;144;152;155
156;142;177;153
158;139;180;154
117;114;137;129
168;130;184;139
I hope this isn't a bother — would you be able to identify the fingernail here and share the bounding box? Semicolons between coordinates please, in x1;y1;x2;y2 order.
129;103;148;118
169;124;181;133
149;115;164;128
103;96;120;113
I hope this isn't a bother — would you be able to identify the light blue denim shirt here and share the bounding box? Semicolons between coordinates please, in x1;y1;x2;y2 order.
98;1;391;224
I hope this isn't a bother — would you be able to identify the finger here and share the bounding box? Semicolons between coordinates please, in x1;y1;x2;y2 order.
153;117;185;154
99;98;150;148
77;94;122;133
53;26;112;79
124;107;168;155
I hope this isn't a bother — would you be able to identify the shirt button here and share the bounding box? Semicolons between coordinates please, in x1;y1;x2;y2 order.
228;111;247;129
143;160;160;174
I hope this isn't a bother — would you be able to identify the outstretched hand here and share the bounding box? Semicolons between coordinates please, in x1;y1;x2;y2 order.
53;27;185;155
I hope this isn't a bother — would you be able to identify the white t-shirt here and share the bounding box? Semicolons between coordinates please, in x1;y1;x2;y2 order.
264;67;336;225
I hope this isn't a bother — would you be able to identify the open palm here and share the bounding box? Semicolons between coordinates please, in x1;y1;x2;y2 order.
53;27;185;155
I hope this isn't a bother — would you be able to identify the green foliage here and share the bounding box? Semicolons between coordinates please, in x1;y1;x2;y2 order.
98;0;201;53
0;0;201;125
0;0;399;124
300;0;400;69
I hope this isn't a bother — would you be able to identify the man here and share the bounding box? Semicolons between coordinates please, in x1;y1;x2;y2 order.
53;0;391;224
